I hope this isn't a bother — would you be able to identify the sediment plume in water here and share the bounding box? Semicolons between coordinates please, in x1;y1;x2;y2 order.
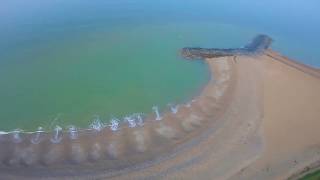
0;35;267;179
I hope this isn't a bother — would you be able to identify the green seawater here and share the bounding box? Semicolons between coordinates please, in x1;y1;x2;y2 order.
0;22;261;131
1;0;319;131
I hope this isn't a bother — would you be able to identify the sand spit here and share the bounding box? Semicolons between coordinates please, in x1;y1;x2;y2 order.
229;51;320;180
105;51;320;180
107;54;264;180
0;48;236;178
1;47;320;179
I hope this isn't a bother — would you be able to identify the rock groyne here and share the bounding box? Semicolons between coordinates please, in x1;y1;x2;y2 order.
181;34;273;59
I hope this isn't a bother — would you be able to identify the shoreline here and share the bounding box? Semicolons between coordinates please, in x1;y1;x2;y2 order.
105;50;320;180
0;59;211;134
1;37;320;179
0;47;236;178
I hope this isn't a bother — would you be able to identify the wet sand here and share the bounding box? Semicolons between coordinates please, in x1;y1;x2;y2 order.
0;42;236;178
1;50;320;179
107;50;320;180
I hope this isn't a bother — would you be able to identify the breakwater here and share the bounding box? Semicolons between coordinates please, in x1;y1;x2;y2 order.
181;34;273;59
0;35;269;178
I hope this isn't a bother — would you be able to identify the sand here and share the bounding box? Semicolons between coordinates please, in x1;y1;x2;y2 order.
106;50;320;180
1;50;320;179
230;51;320;180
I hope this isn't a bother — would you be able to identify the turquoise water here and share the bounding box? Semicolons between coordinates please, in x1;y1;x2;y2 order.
0;23;214;131
0;0;319;131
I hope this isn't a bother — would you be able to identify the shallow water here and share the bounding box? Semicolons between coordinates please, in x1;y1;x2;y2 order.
0;0;319;131
0;23;213;131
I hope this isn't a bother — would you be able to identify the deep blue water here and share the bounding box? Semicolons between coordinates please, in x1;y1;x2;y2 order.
1;0;320;67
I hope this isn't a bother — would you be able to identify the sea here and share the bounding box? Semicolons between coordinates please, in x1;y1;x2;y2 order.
0;0;319;131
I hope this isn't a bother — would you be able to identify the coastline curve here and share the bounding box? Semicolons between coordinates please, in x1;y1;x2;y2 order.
0;35;270;179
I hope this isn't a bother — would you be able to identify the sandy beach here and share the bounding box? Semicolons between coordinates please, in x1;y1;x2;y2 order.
231;51;320;180
1;49;320;180
106;50;320;180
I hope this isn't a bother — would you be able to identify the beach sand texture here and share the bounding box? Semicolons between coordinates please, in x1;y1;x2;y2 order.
0;50;320;179
107;50;320;180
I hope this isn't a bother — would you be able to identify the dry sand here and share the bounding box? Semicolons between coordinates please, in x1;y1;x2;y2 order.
230;51;320;180
1;50;320;180
107;50;320;180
